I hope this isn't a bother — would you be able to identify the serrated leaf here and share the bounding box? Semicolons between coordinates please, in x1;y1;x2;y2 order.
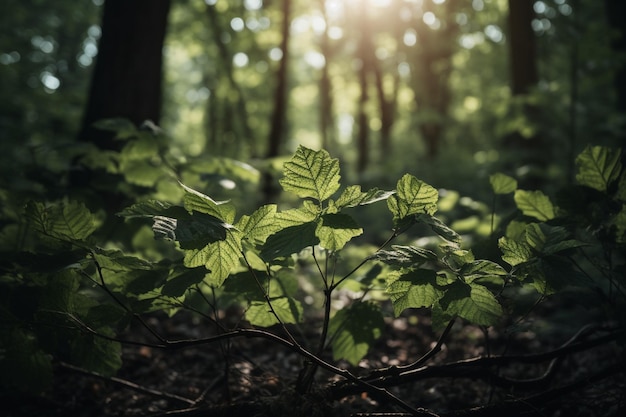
461;260;507;285
575;146;622;192
118;200;176;218
387;174;439;222
439;282;502;326
329;302;384;365
489;173;518;194
26;201;98;241
315;213;362;251
181;183;235;223
498;236;533;266
514;190;555;221
279;146;340;202
524;223;546;251
334;185;394;210
374;245;438;267
184;230;242;286
260;222;319;262
237;204;281;243
415;214;462;244
386;269;443;316
275;201;321;226
246;297;302;327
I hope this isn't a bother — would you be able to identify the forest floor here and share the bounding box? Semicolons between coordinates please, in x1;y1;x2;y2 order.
4;300;625;417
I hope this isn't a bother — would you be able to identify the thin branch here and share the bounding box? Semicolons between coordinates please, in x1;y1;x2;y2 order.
58;361;196;406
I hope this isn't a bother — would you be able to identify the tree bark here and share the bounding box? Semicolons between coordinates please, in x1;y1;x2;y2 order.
78;0;171;150
507;0;538;95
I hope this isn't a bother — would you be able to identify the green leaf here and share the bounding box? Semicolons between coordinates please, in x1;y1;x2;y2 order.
333;185;394;210
460;260;507;285
279;146;341;203
183;230;243;286
575;146;622;192
329;302;384;366
246;297;302;327
161;267;207;297
439;282;502;326
374;245;438;267
387;174;438;223
489;173;518;194
315;213;363;251
181;183;236;223
260;222;319;262
386;269;443;316
25;200;98;241
237;204;281;244
416;214;461;244
275;200;321;226
514;190;555;221
498;236;533;266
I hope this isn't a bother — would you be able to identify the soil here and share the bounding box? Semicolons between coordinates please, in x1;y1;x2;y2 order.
3;303;625;417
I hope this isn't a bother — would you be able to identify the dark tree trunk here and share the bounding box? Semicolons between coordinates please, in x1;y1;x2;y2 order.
266;0;292;159
318;0;335;153
506;0;544;187
507;0;538;95
78;0;171;150
355;4;373;174
262;0;292;202
604;0;626;115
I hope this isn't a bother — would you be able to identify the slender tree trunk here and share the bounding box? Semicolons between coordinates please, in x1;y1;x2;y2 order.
266;0;291;158
507;0;538;95
77;0;171;150
318;0;335;153
205;3;256;157
262;0;292;202
604;0;626;116
506;0;543;187
355;4;372;174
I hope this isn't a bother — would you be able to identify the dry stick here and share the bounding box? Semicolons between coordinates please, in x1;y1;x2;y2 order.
58;361;196;406
67;314;427;416
331;323;622;398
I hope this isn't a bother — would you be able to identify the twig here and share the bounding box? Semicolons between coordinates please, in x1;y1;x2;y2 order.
58;361;195;406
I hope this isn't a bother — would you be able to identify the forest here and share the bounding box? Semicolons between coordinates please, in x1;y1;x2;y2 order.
1;0;625;416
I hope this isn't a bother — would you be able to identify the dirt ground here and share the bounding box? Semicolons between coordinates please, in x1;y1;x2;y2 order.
3;304;625;417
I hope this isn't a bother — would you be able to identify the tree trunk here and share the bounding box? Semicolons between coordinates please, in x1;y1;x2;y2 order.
507;0;538;95
506;0;543;187
262;0;292;202
78;0;171;150
318;0;335;153
266;0;292;159
355;4;373;174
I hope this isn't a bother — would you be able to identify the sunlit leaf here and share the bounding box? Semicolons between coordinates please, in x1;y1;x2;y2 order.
514;190;555;221
275;201;321;226
461;260;507;285
237;204;281;244
489;173;518;194
387;174;438;223
246;297;302;327
279;146;340;202
575;146;622;192
416;214;461;244
386;269;443;316
183;230;242;287
439;282;502;326
329;302;384;365
498;236;533;266
315;213;362;251
374;245;438;267
180;183;236;223
333;185;394;210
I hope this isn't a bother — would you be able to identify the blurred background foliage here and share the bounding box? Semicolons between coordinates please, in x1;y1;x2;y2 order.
1;0;625;217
